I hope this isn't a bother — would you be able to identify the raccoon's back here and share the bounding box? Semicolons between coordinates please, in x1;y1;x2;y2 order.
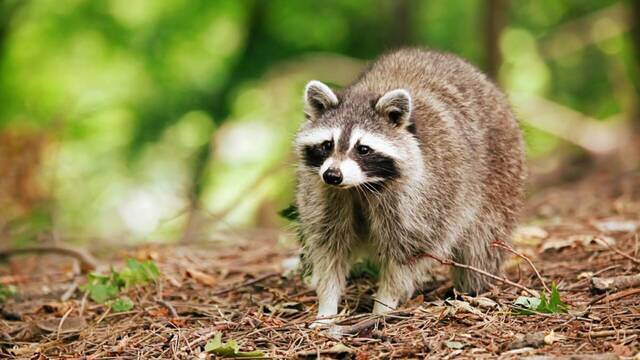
354;48;525;231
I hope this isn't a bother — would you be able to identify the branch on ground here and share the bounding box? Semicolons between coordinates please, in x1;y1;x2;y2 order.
591;273;640;292
411;252;537;297
0;245;99;273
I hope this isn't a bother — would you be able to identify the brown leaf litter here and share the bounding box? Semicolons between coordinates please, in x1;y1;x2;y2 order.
1;169;639;359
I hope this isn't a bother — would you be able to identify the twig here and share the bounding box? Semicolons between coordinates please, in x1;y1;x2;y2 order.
0;245;99;272
591;273;640;292
414;252;537;296
595;238;640;265
581;329;640;338
333;310;412;336
492;240;550;293
60;278;80;302
56;307;73;340
211;272;279;296
597;288;640;304
156;299;179;319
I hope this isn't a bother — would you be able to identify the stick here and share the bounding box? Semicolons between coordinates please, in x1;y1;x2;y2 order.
597;288;640;304
581;329;640;338
492;240;550;293
334;310;412;336
414;252;537;296
0;245;98;272
156;299;179;319
591;273;640;292
595;238;640;265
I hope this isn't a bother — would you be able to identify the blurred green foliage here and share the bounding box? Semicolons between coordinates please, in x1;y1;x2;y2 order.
0;0;636;244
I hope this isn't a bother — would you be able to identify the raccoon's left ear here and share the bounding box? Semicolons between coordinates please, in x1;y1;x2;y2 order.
304;80;339;120
375;89;412;128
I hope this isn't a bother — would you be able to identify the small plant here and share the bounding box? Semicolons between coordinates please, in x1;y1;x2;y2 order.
205;333;264;358
81;259;159;312
111;296;134;312
0;284;17;303
513;282;568;315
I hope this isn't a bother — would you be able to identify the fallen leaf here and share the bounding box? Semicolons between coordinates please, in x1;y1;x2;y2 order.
541;234;616;252
205;333;263;358
263;301;305;316
577;272;594;280
444;341;466;350
148;307;170;318
543;330;555;345
36;316;87;334
462;295;499;309
611;343;633;357
592;219;639;233
514;225;549;245
296;343;353;358
445;300;484;316
186;269;217;286
506;332;546;350
169;318;187;327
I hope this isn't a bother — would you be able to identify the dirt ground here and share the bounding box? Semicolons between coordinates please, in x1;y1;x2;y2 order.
1;166;640;359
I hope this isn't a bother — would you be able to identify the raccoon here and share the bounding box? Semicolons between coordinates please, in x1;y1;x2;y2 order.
294;48;525;325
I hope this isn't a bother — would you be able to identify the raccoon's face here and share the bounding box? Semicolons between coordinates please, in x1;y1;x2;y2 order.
295;80;417;190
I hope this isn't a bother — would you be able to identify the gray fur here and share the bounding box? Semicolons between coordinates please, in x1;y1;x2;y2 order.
294;48;525;322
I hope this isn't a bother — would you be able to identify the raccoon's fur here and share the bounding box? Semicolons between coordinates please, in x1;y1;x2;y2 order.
294;48;525;324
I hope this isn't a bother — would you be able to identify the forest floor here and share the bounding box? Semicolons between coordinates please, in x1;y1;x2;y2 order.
1;166;640;359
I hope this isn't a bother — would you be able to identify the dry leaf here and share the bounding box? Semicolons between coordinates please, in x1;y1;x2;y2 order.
462;295;498;309
592;218;639;233
185;269;217;286
543;330;555;345
541;234;616;252
36;316;86;334
515;225;549;245
444;341;466;350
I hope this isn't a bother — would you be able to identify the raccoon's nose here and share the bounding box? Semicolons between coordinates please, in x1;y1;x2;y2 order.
322;168;343;185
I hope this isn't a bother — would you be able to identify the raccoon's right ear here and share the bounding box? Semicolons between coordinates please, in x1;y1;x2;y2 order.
304;80;339;120
375;89;412;128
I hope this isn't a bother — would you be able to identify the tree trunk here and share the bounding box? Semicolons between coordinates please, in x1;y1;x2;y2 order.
484;0;509;80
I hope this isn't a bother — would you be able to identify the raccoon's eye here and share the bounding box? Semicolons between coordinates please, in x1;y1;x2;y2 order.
357;145;371;155
321;140;333;152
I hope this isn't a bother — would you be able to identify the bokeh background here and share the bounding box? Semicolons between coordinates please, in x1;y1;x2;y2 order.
0;0;638;247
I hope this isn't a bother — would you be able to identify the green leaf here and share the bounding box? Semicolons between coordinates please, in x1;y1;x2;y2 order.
513;296;541;315
278;204;299;222
111;296;134;312
546;282;568;313
205;333;264;358
117;259;160;288
82;259;160;305
87;283;120;303
513;283;568;315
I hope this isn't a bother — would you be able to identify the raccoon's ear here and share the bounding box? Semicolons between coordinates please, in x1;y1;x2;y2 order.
304;80;338;120
375;89;412;128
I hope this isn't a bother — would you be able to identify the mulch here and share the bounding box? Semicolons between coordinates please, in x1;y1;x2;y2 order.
1;168;639;359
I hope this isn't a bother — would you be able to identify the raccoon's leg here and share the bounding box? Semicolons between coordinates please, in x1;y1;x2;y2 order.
450;226;506;294
309;251;350;327
373;259;433;314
